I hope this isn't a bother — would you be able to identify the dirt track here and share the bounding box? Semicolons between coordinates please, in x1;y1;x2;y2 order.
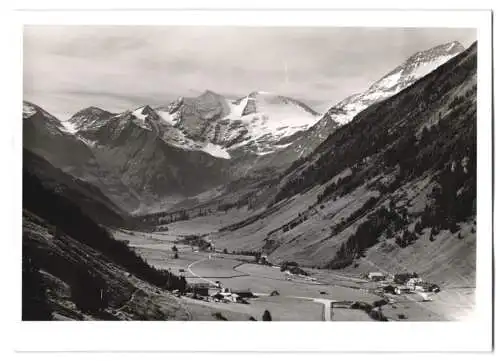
117;229;475;321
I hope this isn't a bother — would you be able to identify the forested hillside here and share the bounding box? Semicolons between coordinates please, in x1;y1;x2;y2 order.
210;43;477;285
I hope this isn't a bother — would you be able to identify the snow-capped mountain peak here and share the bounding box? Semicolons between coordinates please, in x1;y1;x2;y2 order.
23;101;70;134
237;91;320;117
131;104;181;131
268;41;467;162
364;41;466;97
155;90;320;156
23;102;37;118
67;88;321;160
321;40;465;127
222;91;321;153
67;106;115;133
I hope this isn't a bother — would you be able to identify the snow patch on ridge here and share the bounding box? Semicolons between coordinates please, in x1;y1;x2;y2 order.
411;55;455;79
77;135;97;147
156;110;178;125
275;142;293;149
132;108;147;121
23;103;37;118
372;69;403;91
59;119;79;134
201;143;231;159
227;97;250;119
256;150;275;156
131;107;153;131
159;125;231;159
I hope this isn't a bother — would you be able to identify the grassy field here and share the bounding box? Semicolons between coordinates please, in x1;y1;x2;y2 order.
112;228;472;321
189;257;380;303
188;257;246;278
248;296;324;321
156;210;258;236
330;308;373;321
181;295;324;321
181;297;252;321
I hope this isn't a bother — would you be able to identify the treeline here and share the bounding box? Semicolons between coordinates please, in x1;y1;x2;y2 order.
326;206;407;269
390;95;476;238
137;209;192;226
280;261;308;276
278;211;310;234
329;196;380;237
67;261;110;316
135;195;257;227
179;235;212;250
314;88;474;211
219;212;263;232
383;93;475;187
326;137;476;262
272;110;402;205
420;157;476;233
216;193;259;212
273;44;476;205
317;172;353;203
326;113;476;263
231;249;262;260
262;237;279;254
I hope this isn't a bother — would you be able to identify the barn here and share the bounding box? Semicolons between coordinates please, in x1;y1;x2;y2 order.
190;282;211;296
368;272;386;281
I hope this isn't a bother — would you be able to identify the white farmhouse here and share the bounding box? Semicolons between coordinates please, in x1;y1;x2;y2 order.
368;272;385;281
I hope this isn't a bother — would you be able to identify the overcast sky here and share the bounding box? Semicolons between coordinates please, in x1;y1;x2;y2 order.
23;26;476;120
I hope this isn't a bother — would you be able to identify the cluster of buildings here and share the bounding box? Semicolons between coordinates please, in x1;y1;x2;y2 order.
187;281;254;304
366;272;440;295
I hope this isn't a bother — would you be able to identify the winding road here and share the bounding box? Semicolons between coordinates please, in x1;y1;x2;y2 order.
187;257;220;287
187;255;334;321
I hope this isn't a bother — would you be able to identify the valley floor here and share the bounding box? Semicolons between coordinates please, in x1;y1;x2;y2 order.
114;229;475;321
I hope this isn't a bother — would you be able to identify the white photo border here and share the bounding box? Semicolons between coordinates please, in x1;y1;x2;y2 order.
4;8;492;353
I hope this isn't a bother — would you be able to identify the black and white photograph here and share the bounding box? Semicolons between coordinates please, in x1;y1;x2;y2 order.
7;4;494;355
21;23;481;322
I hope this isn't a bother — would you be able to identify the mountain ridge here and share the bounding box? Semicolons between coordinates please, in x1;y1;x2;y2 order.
207;42;477;285
252;40;466;169
27;40;468;213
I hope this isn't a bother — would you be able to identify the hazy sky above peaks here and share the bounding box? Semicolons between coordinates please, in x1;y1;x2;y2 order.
23;26;476;120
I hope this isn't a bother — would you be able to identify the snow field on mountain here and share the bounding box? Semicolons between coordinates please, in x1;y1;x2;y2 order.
410;54;456;79
156;110;178;125
202;143;231;159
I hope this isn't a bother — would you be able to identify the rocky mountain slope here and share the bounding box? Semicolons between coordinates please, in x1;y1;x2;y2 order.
22;167;189;320
69;90;320;157
23;101;141;212
66;106;116;133
139;41;469;213
23;148;132;227
26;41;468;215
77;109;232;212
255;41;466;169
58;90;319;210
204;42;477;286
23;101;96;175
223;91;320;155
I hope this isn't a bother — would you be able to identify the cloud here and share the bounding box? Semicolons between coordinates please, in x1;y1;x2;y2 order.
23;26;477;119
